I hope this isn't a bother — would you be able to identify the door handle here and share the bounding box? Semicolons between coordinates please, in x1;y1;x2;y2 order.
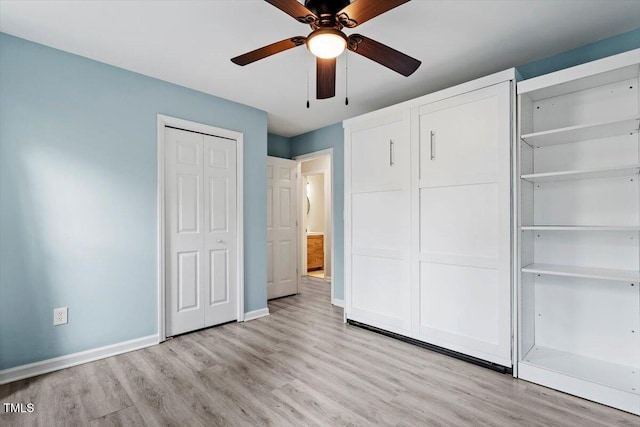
430;131;436;160
389;140;394;166
216;239;224;244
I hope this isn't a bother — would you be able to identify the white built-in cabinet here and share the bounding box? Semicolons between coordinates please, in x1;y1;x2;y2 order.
516;49;640;415
412;82;512;367
345;110;412;335
344;70;516;368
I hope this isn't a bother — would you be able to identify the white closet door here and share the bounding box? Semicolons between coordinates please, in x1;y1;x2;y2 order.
166;128;205;335
267;157;298;299
414;82;512;366
203;135;237;326
346;112;411;335
166;128;237;336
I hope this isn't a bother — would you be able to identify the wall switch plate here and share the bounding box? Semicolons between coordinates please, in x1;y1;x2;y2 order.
53;307;68;326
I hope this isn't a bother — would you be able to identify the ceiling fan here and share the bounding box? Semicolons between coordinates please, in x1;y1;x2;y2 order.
231;0;421;100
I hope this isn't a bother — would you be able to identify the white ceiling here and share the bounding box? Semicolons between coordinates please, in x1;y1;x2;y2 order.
1;1;638;137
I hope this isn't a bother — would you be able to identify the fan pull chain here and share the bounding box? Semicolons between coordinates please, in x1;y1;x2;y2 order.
306;53;310;109
345;53;349;106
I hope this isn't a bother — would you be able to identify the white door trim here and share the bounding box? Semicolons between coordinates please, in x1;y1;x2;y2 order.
294;148;335;303
157;114;244;342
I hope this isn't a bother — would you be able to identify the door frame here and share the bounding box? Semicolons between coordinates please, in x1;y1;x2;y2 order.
294;148;335;303
156;114;244;342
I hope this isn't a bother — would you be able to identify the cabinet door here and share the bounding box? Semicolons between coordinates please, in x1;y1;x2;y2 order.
419;86;504;188
345;111;412;335
414;82;512;367
350;116;406;193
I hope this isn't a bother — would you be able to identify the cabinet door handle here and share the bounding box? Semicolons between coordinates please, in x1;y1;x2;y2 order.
430;131;436;160
389;140;394;166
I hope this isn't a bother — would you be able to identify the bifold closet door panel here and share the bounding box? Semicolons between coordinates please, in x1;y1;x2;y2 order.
203;135;237;326
166;128;205;336
415;82;512;366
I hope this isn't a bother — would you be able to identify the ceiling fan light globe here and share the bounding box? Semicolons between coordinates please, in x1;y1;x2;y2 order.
307;30;347;59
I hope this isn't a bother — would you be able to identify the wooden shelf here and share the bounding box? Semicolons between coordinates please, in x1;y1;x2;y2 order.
521;346;639;395
521;225;640;231
521;116;640;147
521;164;640;183
522;263;639;282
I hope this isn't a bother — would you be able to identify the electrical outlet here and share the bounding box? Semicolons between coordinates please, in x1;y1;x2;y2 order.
53;307;68;326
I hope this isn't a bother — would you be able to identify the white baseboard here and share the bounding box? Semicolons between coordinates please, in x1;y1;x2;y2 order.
244;307;270;321
0;334;158;385
332;298;345;308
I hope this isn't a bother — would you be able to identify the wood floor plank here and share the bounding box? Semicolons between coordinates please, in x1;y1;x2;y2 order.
271;379;372;426
106;351;204;427
1;276;637;426
201;364;311;426
89;405;146;427
162;333;221;372
75;358;133;421
139;344;250;426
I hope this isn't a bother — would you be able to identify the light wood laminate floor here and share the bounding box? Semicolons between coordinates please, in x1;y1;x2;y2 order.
1;278;637;426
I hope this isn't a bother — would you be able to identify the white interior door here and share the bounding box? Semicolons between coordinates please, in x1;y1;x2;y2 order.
267;156;298;299
165;127;237;336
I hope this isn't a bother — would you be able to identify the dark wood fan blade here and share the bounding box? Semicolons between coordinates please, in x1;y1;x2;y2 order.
347;34;421;76
265;0;317;24
231;37;306;66
317;57;336;99
337;0;410;28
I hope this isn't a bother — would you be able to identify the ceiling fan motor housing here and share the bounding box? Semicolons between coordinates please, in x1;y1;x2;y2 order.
305;0;351;27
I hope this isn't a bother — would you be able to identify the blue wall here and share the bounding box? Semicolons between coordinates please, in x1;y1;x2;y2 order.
518;28;640;79
267;133;291;159
0;33;268;370
290;123;344;300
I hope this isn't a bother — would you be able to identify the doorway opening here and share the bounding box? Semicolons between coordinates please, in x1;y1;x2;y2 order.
296;149;333;300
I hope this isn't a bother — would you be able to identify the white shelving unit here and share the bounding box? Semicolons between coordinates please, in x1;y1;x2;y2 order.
516;49;640;415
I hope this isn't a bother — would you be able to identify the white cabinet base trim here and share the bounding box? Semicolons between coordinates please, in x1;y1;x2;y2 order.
0;334;158;385
519;362;640;415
